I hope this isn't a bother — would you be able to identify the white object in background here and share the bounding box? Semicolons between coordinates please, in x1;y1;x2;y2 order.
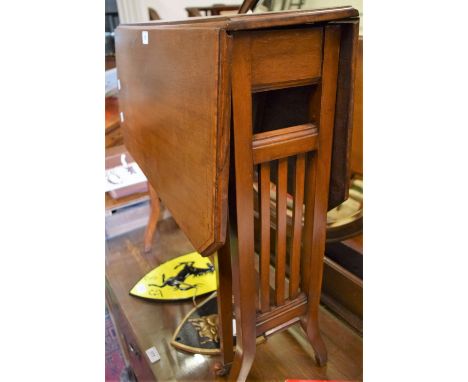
105;154;147;193
105;68;118;97
145;346;161;363
142;31;149;45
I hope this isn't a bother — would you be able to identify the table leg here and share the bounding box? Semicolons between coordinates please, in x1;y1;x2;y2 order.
144;184;160;253
214;229;234;375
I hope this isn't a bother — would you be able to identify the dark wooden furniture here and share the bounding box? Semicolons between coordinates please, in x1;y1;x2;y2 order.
351;36;363;177
116;7;359;381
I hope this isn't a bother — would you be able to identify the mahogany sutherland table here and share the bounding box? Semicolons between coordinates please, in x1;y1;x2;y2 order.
115;7;359;381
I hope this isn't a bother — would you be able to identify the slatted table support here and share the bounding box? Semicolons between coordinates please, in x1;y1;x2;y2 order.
223;23;349;381
115;8;359;382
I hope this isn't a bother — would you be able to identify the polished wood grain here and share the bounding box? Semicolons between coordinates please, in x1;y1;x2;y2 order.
105;96;119;132
275;158;287;306
351;37;363;176
116;7;358;255
116;9;360;381
289;153;305;299
116;26;229;256
249;28;322;89
106;222;363;382
321;254;363;332
328;20;359;209
301;25;342;367
213;31;232;255
226;18;356;379
215;229;234;369
226;7;359;31
259;162;271;313
252;123;318;164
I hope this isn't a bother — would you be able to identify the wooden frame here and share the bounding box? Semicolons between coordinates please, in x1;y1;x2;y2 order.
115;8;359;381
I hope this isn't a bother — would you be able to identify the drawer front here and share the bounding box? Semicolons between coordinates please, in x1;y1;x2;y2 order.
249;27;323;90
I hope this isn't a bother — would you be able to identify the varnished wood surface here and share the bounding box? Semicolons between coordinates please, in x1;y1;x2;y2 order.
259;162;271;313
289;153;305;299
351;37;363;176
105;96;119;132
252;123;318;165
229;33;258;381
105;96;123;149
115;7;359;256
115;10;360;380
123;7;359;32
116;26;229;256
226;7;358;31
343;234;363;255
106;220;362;381
214;234;234;367
328;20;359;210
275;158;287;306
249;28;322;89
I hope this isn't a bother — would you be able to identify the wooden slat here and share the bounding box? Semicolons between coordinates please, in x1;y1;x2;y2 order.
259;162;271;312
275;158;288;306
306;25;342;311
256;293;308;335
301;152;317;294
252;123;318;164
215;229;234;365
289;154;305;298
229;33;258;381
302;25;342;367
252;77;320;93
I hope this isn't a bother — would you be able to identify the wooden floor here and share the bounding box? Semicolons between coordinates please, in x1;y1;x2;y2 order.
106;219;362;382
